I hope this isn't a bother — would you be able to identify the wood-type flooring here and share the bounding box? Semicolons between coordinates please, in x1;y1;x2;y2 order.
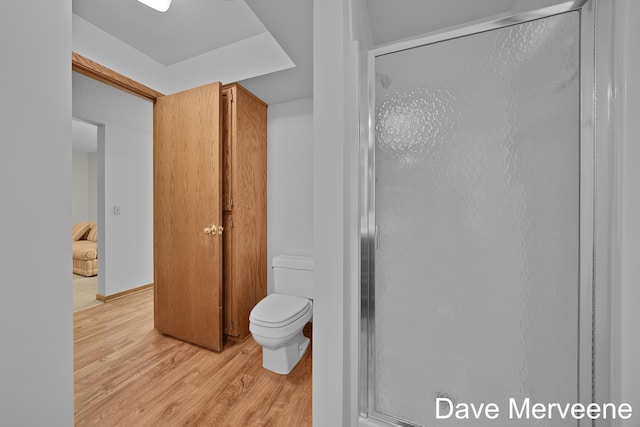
74;289;312;426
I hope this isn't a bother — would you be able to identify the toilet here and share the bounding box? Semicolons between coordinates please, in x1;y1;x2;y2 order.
249;255;314;375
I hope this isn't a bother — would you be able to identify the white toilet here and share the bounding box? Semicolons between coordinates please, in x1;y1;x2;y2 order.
249;255;314;375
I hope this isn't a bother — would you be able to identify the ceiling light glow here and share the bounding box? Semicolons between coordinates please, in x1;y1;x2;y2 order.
137;0;172;12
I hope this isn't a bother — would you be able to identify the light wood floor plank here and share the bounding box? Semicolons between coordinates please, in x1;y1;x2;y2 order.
74;289;312;426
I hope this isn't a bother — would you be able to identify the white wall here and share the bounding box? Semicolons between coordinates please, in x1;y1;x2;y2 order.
0;1;74;425
72;149;90;224
102;123;153;294
73;72;153;296
72;149;98;224
313;0;371;424
267;98;314;292
615;0;640;424
88;152;98;220
313;0;353;425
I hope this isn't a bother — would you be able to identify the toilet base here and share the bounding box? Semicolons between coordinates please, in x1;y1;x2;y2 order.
262;331;310;375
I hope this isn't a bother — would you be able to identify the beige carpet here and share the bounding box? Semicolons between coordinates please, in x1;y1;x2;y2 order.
73;274;103;312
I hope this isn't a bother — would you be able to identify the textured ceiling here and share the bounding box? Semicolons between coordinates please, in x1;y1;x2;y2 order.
72;70;156;152
72;0;306;104
73;0;267;66
239;0;313;104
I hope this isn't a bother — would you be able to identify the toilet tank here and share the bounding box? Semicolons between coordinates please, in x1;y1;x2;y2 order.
272;255;314;299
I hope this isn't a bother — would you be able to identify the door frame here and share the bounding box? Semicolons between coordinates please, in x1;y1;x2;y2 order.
72;53;159;300
72;52;164;103
359;1;615;425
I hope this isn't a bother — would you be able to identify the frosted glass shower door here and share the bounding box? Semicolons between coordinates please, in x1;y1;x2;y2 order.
371;11;582;426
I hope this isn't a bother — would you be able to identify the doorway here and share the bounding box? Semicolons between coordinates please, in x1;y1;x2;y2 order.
71;119;101;311
72;70;154;299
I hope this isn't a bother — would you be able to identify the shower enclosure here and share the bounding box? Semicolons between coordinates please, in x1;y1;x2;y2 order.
360;1;605;426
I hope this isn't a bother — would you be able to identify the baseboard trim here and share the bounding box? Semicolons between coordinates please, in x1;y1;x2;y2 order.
96;283;154;302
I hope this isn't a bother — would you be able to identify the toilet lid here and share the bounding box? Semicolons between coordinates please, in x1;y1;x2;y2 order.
250;294;312;328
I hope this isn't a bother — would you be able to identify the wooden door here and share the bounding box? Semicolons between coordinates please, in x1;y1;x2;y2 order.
229;85;268;340
153;82;224;351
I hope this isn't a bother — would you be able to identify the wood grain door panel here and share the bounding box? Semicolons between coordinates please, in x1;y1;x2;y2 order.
222;88;234;212
154;82;224;352
223;212;235;337
228;85;268;340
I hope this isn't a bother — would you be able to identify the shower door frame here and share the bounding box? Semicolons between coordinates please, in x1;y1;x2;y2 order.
359;1;612;426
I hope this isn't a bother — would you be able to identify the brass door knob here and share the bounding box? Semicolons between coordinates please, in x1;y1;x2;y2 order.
203;225;224;235
203;225;218;235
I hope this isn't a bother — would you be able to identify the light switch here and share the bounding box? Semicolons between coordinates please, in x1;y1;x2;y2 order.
114;205;122;216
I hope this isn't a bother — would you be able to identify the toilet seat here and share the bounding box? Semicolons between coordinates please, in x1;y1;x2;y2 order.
250;294;312;328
